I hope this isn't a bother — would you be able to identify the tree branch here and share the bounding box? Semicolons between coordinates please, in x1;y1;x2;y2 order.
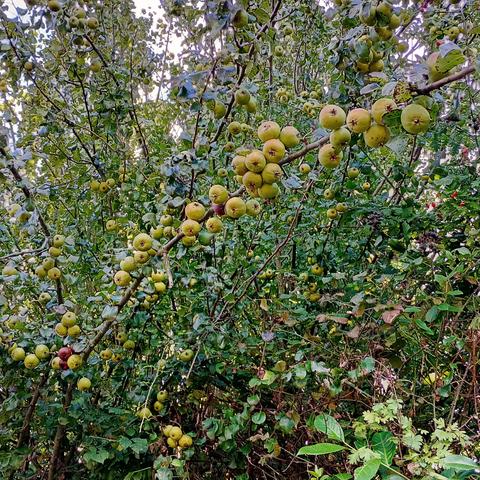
416;65;475;95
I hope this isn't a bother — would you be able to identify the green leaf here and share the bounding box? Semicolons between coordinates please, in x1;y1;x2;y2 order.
314;413;345;442
130;437;148;455
298;443;346;456
437;45;466;73
83;448;109;464
371;431;396;465
354;458;381;480
437;303;462;312
252;411;266;424
443;455;478;471
252;7;270;24
425;306;439;323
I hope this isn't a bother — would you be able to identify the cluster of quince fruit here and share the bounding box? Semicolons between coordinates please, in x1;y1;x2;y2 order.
51;345;83;371
54;309;82;339
113;232;158;287
90;177;116;194
34;234;67;281
229;120;300;201
162;424;193;449
9;342;49;370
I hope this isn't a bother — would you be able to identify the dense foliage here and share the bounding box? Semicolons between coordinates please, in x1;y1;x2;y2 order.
0;0;479;479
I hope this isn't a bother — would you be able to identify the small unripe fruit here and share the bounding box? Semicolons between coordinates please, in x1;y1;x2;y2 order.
61;311;77;327
235;88;251;105
120;256;137;272
246;199;261;216
225;197;247;218
178;349;194;362
67;354;82;370
169;426;183;440
363;182;371;190
11;347;26;361
86;17;99;29
160;215;173;226
279;126;300;148
106;219;117;231
363;124;390;148
232;8;249;28
100;349;113;360
24;354;40;369
155;281;167;293
77;377;91;391
206;217;223;233
318;144;343;169
134;251;149;264
154;401;164;411
39;292;51;303
327;208;337;219
157;390;169;402
232;155;248;175
179;434;193;448
243;172;263;192
185;202;205;221
137;407;152;419
114;270;131;287
35;344;50;359
55;323;68;337
246;97;257;113
47;0;61;12
68;325;81;338
329;127;351;149
348;167;360;179
257;121;281;142
47;267;61;280
132;233;153;251
371;98;397;125
245;150;266;173
228;121;242;135
42;257;55;270
209;185;229;204
263;139;286;163
213;100;226;119
319;105;346;130
346;108;371;133
49;246;61;257
167;437;177;448
262;163;283;184
51;357;62;369
181;219;201;237
401;104;431;134
53;234;65;247
35;266;47;278
299;163;311;174
258;183;280;199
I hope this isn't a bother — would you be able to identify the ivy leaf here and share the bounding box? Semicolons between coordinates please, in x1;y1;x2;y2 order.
130;438;148;455
354;458;381;480
298;443;346;455
252;411;266;424
83;448;109;464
